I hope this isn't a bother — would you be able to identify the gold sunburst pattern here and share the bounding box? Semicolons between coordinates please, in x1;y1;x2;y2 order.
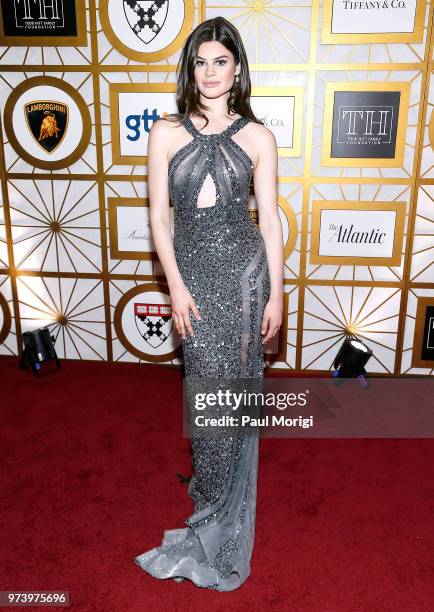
0;1;432;374
401;288;434;375
410;185;434;283
16;275;107;360
8;179;101;273
302;285;401;373
206;1;313;65
420;71;434;178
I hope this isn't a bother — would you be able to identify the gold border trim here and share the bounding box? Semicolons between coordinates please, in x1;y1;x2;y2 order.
310;200;406;266
108;197;159;261
251;86;304;157
0;0;87;46
321;0;427;44
113;281;181;362
321;81;411;168
4;76;92;170
411;296;434;368
0;291;11;345
99;0;194;62
109;82;176;166
278;194;298;261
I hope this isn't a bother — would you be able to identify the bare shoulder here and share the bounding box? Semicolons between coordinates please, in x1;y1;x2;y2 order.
244;120;276;170
149;115;184;162
247;120;276;146
149;115;178;137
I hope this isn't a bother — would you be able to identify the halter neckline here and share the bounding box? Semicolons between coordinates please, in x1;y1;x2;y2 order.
185;115;245;137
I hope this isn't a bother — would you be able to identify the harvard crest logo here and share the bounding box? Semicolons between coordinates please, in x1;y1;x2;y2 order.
24;100;69;153
135;302;173;349
123;0;169;44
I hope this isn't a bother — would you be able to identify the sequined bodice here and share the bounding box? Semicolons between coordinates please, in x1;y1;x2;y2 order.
168;115;253;219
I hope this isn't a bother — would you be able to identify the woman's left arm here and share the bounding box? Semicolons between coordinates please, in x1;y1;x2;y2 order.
252;125;284;343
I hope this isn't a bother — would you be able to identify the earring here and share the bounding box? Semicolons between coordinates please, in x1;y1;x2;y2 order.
235;74;239;83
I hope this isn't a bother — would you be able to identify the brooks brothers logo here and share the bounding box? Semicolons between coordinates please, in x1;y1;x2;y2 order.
24;101;68;153
123;0;169;43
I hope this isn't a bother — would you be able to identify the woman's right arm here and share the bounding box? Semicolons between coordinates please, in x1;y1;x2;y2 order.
147;119;201;339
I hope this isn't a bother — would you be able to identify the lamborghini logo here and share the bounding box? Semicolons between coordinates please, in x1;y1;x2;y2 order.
24;101;69;153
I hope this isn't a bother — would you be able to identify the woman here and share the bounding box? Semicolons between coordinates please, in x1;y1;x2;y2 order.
134;16;283;591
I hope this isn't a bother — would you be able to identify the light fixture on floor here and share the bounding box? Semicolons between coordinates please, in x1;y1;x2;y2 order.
19;326;60;376
332;336;373;388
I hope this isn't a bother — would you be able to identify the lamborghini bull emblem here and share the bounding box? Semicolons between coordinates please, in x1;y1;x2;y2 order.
24;101;69;153
135;302;174;349
123;0;169;44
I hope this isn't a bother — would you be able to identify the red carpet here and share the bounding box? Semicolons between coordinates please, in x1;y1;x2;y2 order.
1;356;433;611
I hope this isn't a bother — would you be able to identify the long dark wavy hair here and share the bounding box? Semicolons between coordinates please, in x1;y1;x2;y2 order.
163;16;263;129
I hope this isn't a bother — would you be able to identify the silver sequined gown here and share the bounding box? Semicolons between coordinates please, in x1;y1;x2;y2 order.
134;115;270;591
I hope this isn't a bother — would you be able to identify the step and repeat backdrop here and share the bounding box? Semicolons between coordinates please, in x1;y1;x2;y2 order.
0;0;433;375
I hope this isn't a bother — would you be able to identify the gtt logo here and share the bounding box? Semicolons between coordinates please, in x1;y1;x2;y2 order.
125;109;163;141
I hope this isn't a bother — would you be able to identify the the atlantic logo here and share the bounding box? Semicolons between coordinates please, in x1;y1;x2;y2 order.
310;200;406;265
326;223;387;245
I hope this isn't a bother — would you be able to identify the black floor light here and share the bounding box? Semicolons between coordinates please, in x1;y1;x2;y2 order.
19;326;60;376
332;336;373;388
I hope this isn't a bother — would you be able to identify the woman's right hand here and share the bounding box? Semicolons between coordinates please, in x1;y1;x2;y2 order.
170;283;201;339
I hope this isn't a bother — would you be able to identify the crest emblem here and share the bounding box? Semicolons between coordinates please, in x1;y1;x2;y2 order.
135;302;173;349
123;0;169;44
24;100;69;153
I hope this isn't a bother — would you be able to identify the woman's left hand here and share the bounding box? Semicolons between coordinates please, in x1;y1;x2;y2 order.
261;296;283;344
